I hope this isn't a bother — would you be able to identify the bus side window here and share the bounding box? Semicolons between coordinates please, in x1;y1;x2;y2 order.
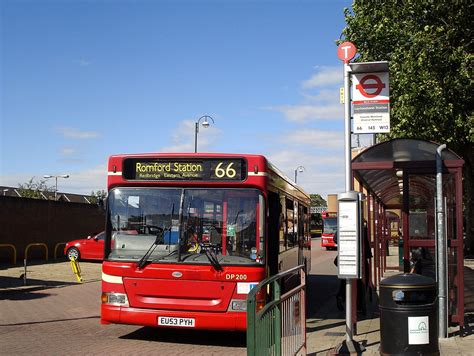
267;191;280;276
286;198;295;248
279;196;286;253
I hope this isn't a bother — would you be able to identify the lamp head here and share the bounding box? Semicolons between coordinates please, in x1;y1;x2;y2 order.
201;119;210;128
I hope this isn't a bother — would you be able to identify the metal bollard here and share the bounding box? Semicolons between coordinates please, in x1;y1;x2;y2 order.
70;257;83;283
23;258;27;285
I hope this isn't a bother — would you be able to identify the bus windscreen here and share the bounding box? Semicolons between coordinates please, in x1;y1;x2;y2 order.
107;187;264;266
323;218;337;234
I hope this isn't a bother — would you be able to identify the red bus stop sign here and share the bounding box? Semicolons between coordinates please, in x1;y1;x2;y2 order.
337;42;357;63
356;74;386;98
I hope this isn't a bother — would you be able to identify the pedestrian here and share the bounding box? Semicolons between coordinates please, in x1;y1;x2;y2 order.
333;231;345;311
357;221;372;313
334;221;373;313
410;247;423;274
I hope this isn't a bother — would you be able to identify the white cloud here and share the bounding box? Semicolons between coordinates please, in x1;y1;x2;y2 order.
271;67;344;123
266;148;345;198
301;66;341;89
74;58;92;67
0;164;107;195
57;127;100;139
276;104;342;122
65;165;107;193
158;119;222;153
286;129;344;150
60;147;77;157
300;89;338;103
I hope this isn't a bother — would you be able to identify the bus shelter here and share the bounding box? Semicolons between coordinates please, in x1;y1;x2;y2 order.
351;138;465;328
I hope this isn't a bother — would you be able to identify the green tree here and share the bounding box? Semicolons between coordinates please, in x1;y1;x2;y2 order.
17;178;54;199
310;194;327;207
342;0;473;252
89;190;107;205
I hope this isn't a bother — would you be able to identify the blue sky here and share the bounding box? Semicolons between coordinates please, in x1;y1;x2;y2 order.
1;0;368;199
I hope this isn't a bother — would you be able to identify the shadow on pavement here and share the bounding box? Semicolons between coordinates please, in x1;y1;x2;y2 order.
0;315;100;327
305;273;380;335
120;327;246;347
0;259;70;270
0;276;78;300
306;274;340;318
0;288;52;301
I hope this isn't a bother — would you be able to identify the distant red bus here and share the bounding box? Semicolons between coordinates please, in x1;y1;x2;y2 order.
101;153;311;331
321;211;337;250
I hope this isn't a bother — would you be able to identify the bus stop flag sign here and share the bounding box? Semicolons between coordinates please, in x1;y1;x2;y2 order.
352;72;390;133
337;42;357;63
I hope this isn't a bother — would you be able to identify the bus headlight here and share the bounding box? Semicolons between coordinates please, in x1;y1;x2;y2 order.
229;299;247;311
101;292;129;306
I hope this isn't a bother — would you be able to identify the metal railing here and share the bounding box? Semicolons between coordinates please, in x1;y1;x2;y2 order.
25;243;48;261
54;242;67;260
0;244;17;264
247;265;306;356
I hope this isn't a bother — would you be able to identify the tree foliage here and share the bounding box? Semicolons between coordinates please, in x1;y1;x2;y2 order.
310;194;327;207
342;0;473;250
89;190;107;205
17;178;54;199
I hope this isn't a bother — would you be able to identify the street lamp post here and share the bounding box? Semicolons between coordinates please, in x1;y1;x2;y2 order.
194;115;215;153
43;174;69;200
294;166;305;183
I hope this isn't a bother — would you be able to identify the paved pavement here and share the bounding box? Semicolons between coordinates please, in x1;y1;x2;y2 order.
0;260;246;355
304;250;474;355
1;251;474;355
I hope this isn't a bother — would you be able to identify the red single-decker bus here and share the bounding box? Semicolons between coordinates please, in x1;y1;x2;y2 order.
321;211;337;250
101;153;311;331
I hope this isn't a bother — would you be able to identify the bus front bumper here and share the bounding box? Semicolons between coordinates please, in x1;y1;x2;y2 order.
101;304;247;331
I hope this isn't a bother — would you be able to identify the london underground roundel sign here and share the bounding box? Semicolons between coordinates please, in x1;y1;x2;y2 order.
337;42;357;63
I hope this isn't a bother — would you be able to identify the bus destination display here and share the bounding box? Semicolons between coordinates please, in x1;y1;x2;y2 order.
123;158;247;181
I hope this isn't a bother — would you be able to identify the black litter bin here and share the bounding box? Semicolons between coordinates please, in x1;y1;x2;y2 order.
380;273;439;356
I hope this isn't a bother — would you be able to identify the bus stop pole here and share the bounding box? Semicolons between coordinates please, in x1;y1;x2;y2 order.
436;144;447;338
343;61;353;344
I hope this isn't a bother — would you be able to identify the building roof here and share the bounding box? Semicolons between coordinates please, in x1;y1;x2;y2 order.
0;186;96;204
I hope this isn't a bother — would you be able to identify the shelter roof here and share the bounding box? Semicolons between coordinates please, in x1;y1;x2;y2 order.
352;138;463;207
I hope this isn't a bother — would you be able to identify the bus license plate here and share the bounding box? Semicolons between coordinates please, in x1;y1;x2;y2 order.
158;316;195;328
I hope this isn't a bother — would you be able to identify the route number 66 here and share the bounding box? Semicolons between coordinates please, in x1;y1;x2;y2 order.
215;162;236;178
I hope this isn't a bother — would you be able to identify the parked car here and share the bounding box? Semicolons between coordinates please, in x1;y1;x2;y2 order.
64;231;105;261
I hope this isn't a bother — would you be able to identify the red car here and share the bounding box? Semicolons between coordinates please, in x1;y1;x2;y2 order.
64;232;105;261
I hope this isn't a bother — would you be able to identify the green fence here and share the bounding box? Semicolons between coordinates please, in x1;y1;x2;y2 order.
247;265;306;356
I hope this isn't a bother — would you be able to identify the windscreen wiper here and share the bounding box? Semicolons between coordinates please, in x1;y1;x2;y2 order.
203;246;223;271
137;228;165;269
138;203;175;269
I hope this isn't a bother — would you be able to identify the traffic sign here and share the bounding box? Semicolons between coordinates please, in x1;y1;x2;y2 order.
352;71;390;134
337;42;357;63
353;72;389;103
310;206;326;214
355;74;386;98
